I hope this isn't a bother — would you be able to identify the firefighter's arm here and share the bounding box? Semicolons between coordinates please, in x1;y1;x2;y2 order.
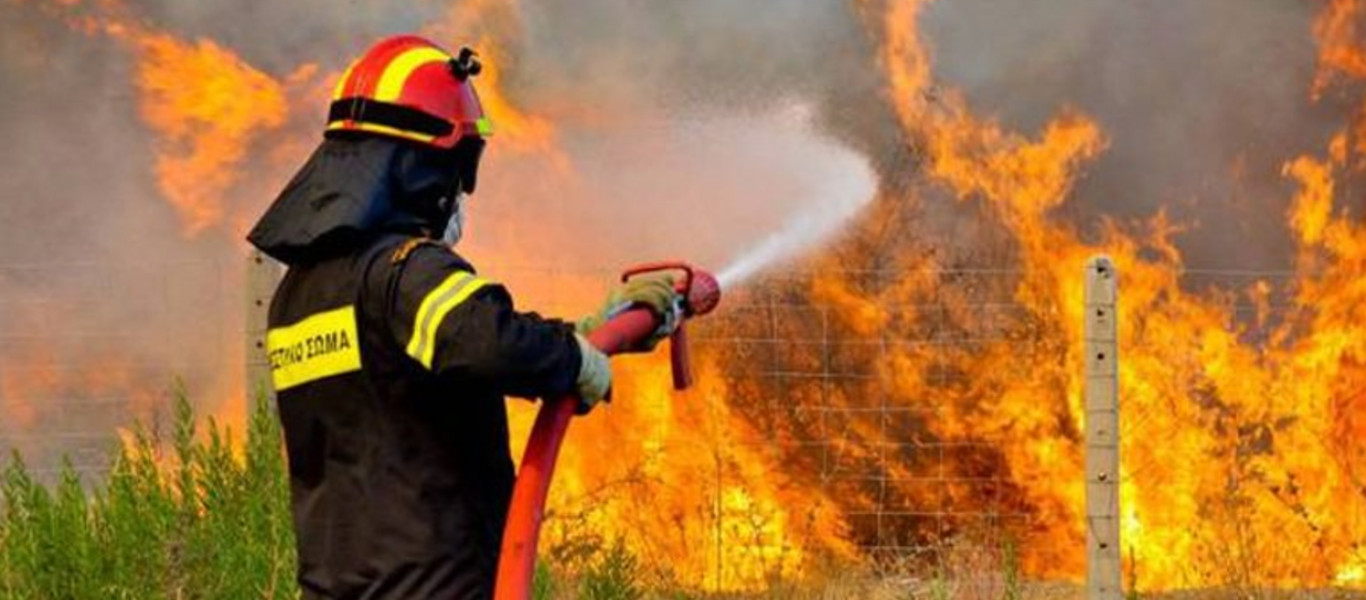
389;244;585;400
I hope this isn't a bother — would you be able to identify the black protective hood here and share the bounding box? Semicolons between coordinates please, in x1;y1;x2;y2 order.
247;136;460;265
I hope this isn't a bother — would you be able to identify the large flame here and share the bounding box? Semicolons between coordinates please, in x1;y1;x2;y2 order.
17;0;292;236
831;0;1366;587
6;0;1366;592
127;33;288;236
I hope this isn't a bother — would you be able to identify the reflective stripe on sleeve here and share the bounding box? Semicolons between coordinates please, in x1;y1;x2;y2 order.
266;306;362;391
405;271;489;369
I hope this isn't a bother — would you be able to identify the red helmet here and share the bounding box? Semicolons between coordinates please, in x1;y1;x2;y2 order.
326;35;492;149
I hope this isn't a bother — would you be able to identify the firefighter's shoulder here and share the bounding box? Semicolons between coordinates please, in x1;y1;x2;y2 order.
389;237;477;273
383;237;508;308
380;238;515;370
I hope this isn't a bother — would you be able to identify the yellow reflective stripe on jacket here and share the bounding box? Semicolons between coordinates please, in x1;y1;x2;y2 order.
406;271;489;369
267;306;362;391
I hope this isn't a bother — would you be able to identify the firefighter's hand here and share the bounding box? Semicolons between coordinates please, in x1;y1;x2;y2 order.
573;334;612;415
576;274;682;353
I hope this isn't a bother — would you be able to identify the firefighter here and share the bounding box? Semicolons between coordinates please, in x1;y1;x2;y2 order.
246;35;679;599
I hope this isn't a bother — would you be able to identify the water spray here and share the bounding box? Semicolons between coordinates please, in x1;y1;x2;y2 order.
495;262;722;600
715;152;877;289
717;208;837;288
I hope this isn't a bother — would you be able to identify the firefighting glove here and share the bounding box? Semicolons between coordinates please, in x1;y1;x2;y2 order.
576;274;682;353
574;333;612;415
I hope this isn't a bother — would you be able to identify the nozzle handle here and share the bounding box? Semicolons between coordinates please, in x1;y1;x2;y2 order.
621;261;721;318
622;261;693;299
621;261;721;390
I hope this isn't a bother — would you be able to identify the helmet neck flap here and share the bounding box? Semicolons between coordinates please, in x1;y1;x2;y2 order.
247;35;490;264
246;136;468;264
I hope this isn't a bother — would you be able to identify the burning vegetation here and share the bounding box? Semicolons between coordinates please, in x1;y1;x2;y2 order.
1;0;1365;594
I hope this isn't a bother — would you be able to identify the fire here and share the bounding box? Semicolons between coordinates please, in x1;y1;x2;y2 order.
491;274;854;587
1315;0;1366;164
519;351;855;587
24;0;291;237
8;0;1366;593
467;43;560;160
134;37;286;236
1313;0;1366;94
0;355;54;432
425;1;568;169
840;0;1366;588
0;342;167;462
120;32;288;237
433;6;852;582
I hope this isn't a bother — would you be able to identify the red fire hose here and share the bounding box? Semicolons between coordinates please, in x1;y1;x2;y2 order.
494;262;722;600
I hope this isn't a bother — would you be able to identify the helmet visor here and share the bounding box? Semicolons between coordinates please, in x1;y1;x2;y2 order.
453;135;485;195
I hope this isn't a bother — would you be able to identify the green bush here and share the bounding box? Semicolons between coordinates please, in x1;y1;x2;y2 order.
578;542;643;600
0;388;297;599
0;389;890;600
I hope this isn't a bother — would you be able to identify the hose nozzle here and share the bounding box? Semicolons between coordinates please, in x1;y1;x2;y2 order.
621;262;723;390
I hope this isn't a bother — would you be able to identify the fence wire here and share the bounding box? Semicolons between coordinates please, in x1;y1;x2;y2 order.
0;256;1322;582
0;259;240;478
686;267;1037;574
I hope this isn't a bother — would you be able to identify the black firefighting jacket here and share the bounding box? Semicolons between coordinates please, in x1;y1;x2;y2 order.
249;138;583;599
266;235;581;599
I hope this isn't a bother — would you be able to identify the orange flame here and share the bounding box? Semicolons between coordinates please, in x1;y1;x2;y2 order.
125;33;288;236
853;0;1366;587
10;0;1366;591
30;0;290;237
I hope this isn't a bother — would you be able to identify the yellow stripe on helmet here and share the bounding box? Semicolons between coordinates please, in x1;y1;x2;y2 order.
374;47;451;103
325;121;440;145
331;60;359;101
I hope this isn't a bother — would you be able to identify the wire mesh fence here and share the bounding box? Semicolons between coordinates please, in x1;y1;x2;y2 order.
0;259;241;479
687;266;1043;575
0;253;1331;586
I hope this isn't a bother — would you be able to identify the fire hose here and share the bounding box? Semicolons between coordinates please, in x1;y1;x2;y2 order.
494;262;722;600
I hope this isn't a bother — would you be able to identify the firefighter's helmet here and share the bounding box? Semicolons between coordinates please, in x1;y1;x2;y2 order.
326;35;492;149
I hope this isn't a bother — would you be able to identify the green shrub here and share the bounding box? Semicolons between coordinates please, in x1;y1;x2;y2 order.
0;388;297;599
0;389;890;600
533;559;562;600
579;542;643;600
0;387;658;600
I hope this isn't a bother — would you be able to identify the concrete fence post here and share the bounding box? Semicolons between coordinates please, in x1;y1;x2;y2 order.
245;249;280;403
1084;256;1121;600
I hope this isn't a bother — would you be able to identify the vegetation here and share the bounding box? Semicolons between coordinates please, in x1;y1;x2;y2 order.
0;388;294;599
0;390;1063;599
0;392;671;600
